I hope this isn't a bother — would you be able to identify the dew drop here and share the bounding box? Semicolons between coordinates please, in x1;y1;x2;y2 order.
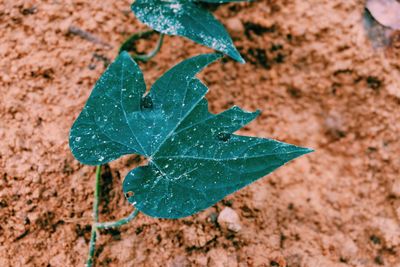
217;132;231;142
141;95;153;109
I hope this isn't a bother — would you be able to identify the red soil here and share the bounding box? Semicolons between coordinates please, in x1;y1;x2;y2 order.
1;0;400;266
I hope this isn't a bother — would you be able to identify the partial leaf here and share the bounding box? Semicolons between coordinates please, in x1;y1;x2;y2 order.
366;0;400;30
70;52;312;219
69;53;146;164
197;0;250;3
131;0;245;63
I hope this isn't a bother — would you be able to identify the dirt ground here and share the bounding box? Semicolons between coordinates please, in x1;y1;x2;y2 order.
1;0;400;266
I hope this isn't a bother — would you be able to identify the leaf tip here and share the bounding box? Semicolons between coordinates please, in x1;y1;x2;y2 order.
119;50;132;59
300;147;315;155
228;49;245;63
237;55;246;64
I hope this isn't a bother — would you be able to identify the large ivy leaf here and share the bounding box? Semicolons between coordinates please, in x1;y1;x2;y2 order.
197;0;250;2
131;0;245;63
70;52;312;219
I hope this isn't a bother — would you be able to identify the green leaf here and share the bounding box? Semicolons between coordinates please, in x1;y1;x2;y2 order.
197;0;250;3
131;0;245;63
70;52;312;219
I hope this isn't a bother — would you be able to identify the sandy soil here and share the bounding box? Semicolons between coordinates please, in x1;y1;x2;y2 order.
1;0;400;266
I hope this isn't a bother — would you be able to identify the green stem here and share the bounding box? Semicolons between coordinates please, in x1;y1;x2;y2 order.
133;34;164;62
94;166;101;221
119;30;155;53
86;166;140;267
86;165;101;267
119;30;164;62
96;209;139;229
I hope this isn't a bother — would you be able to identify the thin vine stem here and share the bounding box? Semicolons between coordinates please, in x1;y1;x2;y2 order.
133;33;164;62
119;30;165;62
86;165;101;267
119;30;155;53
96;209;139;229
86;165;139;267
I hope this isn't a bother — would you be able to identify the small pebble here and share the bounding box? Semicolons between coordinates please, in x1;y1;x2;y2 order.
391;180;400;197
217;207;242;232
226;18;244;34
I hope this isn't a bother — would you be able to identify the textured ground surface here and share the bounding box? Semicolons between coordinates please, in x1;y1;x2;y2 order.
1;0;400;266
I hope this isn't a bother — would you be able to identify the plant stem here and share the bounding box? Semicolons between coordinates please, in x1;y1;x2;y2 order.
96;209;139;229
86;165;101;267
119;30;165;62
133;34;164;62
119;30;155;53
86;165;140;267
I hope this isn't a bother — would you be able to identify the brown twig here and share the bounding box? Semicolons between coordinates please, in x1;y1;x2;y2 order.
68;26;112;49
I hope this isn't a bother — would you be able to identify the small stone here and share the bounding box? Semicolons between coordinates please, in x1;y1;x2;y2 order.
372;217;400;247
338;235;358;260
285;254;303;267
391;180;400;197
182;225;211;247
207;248;237;267
217;207;242;232
387;83;400;99
226;18;244;34
396;206;400;219
32;188;41;199
1;74;11;83
168;255;190;267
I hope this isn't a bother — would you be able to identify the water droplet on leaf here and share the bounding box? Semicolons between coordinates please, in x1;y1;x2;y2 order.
141;95;153;109
217;132;231;142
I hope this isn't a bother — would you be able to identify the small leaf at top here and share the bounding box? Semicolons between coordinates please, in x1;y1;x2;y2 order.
131;0;245;63
70;52;313;219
